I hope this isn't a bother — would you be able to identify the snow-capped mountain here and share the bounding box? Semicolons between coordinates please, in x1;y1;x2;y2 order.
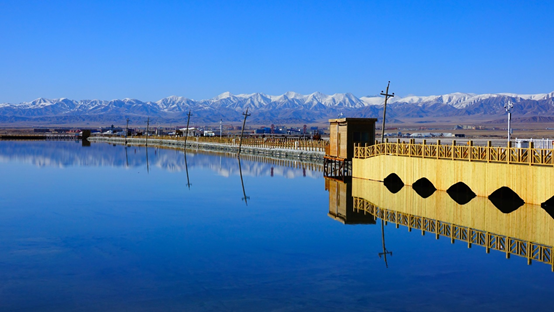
1;91;553;125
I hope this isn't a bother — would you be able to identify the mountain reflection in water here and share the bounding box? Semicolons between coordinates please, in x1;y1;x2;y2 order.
327;177;554;270
0;140;322;178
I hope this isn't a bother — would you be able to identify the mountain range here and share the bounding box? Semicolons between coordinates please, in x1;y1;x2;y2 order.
1;91;554;125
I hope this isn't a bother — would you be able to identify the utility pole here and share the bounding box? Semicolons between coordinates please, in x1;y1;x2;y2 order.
125;118;129;145
380;81;395;143
505;101;514;143
146;117;150;147
184;110;192;149
220;119;223;141
238;108;251;156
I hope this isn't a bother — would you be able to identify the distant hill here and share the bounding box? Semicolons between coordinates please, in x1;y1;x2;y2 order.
485;116;554;124
1;91;553;125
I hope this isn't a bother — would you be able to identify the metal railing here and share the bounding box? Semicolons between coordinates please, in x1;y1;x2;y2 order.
353;139;554;166
353;197;554;270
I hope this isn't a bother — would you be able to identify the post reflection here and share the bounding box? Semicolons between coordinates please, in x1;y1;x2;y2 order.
145;145;150;174
238;156;250;205
378;219;393;268
125;146;129;168
184;150;191;190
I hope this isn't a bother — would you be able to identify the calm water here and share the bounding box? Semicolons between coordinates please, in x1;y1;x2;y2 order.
0;141;553;311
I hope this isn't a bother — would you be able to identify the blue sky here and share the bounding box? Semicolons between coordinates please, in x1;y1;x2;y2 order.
1;0;553;103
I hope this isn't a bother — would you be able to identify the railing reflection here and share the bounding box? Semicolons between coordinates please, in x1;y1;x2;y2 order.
354;197;553;270
327;176;554;271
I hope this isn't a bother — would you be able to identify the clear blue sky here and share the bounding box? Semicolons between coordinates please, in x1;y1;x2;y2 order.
1;0;553;103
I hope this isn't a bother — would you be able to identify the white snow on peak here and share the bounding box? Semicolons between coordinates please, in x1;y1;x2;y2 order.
306;92;329;102
283;91;305;100
164;95;187;101
360;96;384;106
2;91;553;115
213;91;234;100
498;92;552;101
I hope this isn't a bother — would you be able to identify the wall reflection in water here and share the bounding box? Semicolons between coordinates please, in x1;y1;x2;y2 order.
326;178;375;225
326;177;554;270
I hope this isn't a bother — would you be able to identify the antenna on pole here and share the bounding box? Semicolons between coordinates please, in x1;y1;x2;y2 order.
380;81;395;143
504;100;514;143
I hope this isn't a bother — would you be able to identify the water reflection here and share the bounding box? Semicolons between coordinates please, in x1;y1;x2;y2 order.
446;182;476;205
184;150;192;190
327;177;554;270
125;146;129;167
325;178;375;225
378;219;393;268
3;141;554;310
383;173;404;194
488;186;525;213
238;157;250;205
145;145;150;174
412;178;436;199
0;141;322;178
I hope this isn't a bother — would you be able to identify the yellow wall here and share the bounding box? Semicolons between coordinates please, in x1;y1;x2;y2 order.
352;178;554;247
353;155;554;205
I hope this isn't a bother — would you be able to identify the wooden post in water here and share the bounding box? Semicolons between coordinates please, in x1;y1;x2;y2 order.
238;108;251;156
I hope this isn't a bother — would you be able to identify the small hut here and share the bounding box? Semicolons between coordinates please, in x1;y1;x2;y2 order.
325;118;377;179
